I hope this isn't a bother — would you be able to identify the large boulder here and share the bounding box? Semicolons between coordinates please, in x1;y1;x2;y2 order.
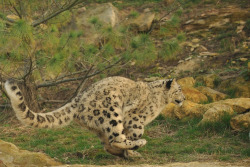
214;98;250;114
199;104;234;124
128;12;155;32
0;140;61;167
161;100;206;119
182;87;208;103
174;100;205;119
197;86;227;102
77;3;120;27
76;3;120;44
195;74;218;88
218;77;250;98
230;112;250;131
161;103;176;118
177;77;196;88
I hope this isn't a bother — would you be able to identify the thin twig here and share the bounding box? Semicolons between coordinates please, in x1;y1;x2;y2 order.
31;0;84;27
8;0;22;19
22;57;33;82
63;65;94;105
36;56;124;88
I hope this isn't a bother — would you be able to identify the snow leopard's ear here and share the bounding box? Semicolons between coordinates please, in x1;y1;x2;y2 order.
166;79;173;89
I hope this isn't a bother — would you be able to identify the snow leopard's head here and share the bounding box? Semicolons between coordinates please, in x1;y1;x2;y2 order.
165;79;185;106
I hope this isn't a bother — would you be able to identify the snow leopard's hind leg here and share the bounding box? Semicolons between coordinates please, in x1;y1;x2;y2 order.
103;108;146;153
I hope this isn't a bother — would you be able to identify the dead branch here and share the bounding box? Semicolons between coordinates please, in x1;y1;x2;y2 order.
63;65;94;105
36;56;123;88
8;0;22;19
31;0;84;27
22;57;33;83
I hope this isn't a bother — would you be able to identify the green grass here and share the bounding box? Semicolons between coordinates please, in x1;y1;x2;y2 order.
225;87;238;98
194;81;205;87
0;114;249;165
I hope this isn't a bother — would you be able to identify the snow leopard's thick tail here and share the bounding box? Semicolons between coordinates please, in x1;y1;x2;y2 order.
4;79;79;128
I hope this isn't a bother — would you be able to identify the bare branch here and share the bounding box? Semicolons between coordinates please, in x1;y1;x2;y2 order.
75;65;94;94
0;104;11;109
8;0;22;19
36;56;124;88
22;57;33;82
31;0;84;27
63;65;94;105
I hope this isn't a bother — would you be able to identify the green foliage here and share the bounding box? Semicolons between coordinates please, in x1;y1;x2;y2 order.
176;33;186;42
213;77;222;88
194;81;205;87
225;88;238;98
159;39;180;60
128;11;139;18
245;19;250;31
220;38;235;52
130;34;157;66
89;17;102;30
200;96;213;104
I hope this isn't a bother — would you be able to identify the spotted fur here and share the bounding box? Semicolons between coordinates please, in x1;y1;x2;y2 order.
4;76;185;158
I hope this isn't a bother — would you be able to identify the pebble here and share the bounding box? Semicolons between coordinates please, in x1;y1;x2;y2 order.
192;38;200;43
240;58;247;62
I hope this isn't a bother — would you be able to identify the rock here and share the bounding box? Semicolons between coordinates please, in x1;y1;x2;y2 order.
173;100;205;119
239;58;247;62
230;112;250;131
218;77;250;98
185;57;192;61
144;77;161;82
196;74;218;88
185;19;194;24
181;87;208;103
174;58;201;75
236;25;245;34
76;3;120;44
128;12;155;32
199;104;234;124
39;24;48;30
143;8;151;13
77;3;120;27
161;103;176;118
178;60;184;64
196;45;208;52
0;140;61;167
234;83;250;98
194;19;206;25
192;38;200;43
197;86;227;102
209;18;230;28
77;6;87;14
163;0;175;6
177;77;196;88
214;98;250;114
6;14;19;21
199;52;219;57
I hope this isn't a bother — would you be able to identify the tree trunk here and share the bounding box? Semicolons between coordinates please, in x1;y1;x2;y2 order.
18;77;40;113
